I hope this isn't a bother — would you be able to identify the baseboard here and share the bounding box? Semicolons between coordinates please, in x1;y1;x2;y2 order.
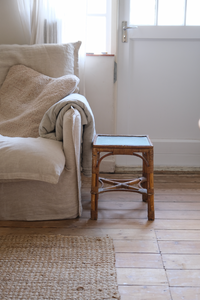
98;139;200;173
115;139;200;170
99;156;115;173
115;166;200;174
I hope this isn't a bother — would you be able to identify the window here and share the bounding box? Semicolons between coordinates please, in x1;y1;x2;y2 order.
130;0;200;26
86;0;111;53
47;0;113;54
186;0;200;25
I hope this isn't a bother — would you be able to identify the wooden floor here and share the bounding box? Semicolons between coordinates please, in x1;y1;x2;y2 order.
0;172;200;300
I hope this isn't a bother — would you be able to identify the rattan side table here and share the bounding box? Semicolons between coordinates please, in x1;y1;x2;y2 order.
91;134;154;221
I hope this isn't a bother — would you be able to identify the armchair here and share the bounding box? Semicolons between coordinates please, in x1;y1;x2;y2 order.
0;42;95;221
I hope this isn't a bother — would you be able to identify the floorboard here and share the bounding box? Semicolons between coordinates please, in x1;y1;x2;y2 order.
162;254;200;269
0;172;200;300
170;287;200;300
119;286;172;300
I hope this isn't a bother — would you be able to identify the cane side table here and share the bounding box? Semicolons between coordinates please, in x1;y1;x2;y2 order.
91;134;154;221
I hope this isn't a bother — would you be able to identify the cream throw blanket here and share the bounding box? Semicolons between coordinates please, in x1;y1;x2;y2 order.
0;65;79;138
39;93;96;177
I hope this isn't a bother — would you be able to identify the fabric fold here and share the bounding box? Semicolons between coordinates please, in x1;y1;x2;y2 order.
39;93;96;177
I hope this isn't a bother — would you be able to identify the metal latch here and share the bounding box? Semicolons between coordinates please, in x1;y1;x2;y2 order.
122;21;138;43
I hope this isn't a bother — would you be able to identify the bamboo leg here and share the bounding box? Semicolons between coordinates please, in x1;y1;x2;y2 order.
91;150;99;220
147;149;154;220
142;151;148;202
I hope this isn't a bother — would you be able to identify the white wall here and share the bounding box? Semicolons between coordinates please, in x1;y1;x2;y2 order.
85;55;115;135
0;0;29;45
85;55;116;172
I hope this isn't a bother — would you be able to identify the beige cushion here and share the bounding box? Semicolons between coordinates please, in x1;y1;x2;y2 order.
0;135;65;184
0;64;79;138
0;42;82;90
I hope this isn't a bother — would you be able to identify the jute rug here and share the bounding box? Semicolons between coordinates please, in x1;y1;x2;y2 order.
0;234;120;300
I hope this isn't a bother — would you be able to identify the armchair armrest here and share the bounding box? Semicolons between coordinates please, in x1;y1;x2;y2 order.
62;107;82;170
63;107;82;216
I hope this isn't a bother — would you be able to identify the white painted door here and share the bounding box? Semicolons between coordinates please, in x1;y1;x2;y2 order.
116;0;200;170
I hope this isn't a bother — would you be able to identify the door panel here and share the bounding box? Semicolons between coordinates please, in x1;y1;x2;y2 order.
116;0;200;169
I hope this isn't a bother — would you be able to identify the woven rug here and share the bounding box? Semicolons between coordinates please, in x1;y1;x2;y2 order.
0;235;120;300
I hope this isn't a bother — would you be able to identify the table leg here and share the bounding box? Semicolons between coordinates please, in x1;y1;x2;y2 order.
147;149;154;220
142;152;148;202
91;149;99;220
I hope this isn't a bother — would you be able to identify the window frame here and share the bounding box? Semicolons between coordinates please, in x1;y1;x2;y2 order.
86;0;112;54
130;0;200;27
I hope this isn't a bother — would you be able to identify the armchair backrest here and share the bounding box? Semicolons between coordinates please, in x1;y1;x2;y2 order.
0;41;81;92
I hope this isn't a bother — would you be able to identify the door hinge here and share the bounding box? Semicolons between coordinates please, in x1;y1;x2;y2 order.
114;61;117;83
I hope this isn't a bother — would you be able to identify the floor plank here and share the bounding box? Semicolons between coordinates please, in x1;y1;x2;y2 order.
156;230;200;240
89;191;200;202
154;194;200;202
159;241;200;254
155;211;200;219
114;239;159;253
83;201;200;211
2;218;200;230
0;228;155;239
82;209;148;219
81;219;200;230
162;254;200;269
116;253;163;268
119;286;172;300
117;268;168;285
155;202;200;210
82;209;200;220
170;287;200;300
167;270;200;287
